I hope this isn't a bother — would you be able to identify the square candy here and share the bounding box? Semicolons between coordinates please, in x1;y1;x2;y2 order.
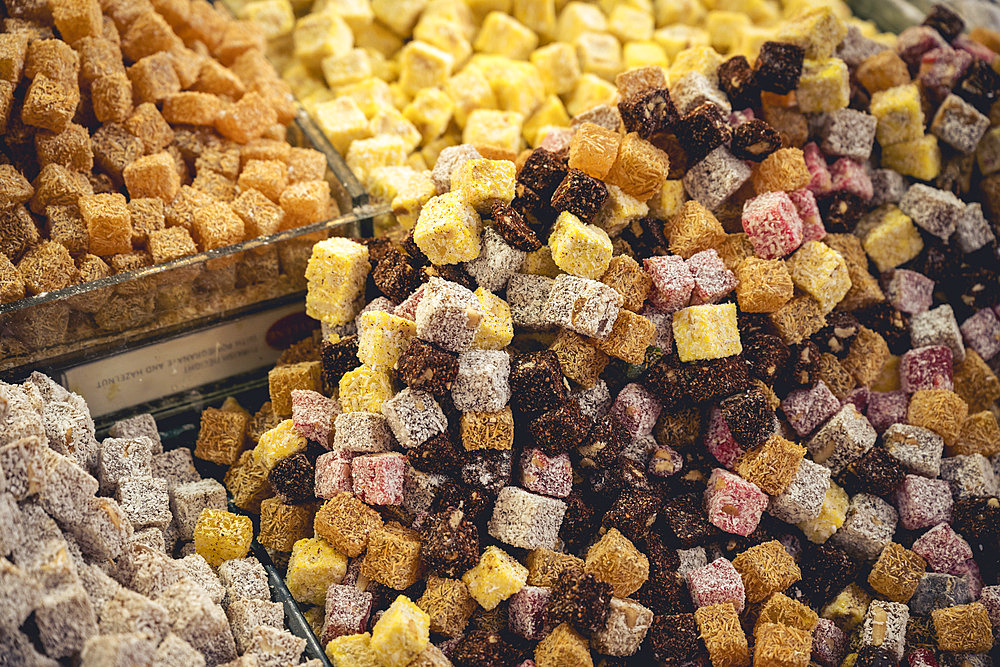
704;468;769;537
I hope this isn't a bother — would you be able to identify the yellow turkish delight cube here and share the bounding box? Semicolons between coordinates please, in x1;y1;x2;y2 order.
735;26;775;59
784;241;851;314
463;109;524;153
672;303;742;362
369;109;422;153
473;288;514;349
293;11;353;69
321;0;373;31
462;546;528;610
354;18;403;57
404;88;455;145
557;2;607;43
522;245;563;278
412;191;483;264
238;0;294;39
357;311;417;371
648;180;687;221
371;0;426;37
346;135;407;185
321;48;372;88
777;6;848;59
870;84;925;146
798;481;848;544
371;595;431;667
447;65;498;127
286;537;348;605
326;633;379;667
337;79;393;119
881;134;941;181
475;11;538;60
821;583;872;631
414;16;473;65
548;211;614;280
668;45;723;86
862;206;924;272
567;73;618;116
524;95;570;146
594;185;649;237
304;237;369;325
531;43;581;95
255;419;307;470
399;40;455;96
452;158;516;212
391;170;437;230
514;0;556;39
654;0;707;27
314;97;370;154
796;58;850;113
623;41;669;70
706;11;751;54
576;31;623;81
339;365;395;413
485;61;546;119
654;25;710;62
193;509;253;567
609;5;654;42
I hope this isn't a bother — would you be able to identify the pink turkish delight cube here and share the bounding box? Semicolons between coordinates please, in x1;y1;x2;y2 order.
641;305;674;352
895;474;952;530
705;407;745;469
866;390;908;433
900;345;954;393
812;618;848;667
829;158;873;201
687;249;736;305
911;522;973;573
884;269;934;316
643;255;694;313
741;191;804;259
704;468;768;536
803;142;832;195
393;283;426;321
322;584;373;643
508;585;551;640
315;450;353;499
781;380;842;437
609;383;662;438
520;448;572;498
960;308;1000;361
842;387;869;412
948;558;984;598
788;189;825;243
351;452;406;505
686;557;746;612
906;649;939;667
291;389;340;448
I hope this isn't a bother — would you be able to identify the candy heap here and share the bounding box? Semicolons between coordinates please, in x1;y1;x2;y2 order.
0;0;335;314
0;372;319;665
192;4;1000;666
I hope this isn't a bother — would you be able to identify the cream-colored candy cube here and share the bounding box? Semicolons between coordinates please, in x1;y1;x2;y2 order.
576;31;623;81
447;65;498;128
654;25;711;62
654;0;707;25
421;0;476;39
238;0;294;40
414;16;473;66
648;180;687;221
339;365;394;413
706;11;751;53
608;5;654;42
549;211;614;280
473;288;514;349
514;0;556;39
558;2;607;43
594;184;649;237
412;192;483;264
463;109;524;153
391;171;437;230
798;482;849;544
796;57;850;114
784;241;851;314
320;48;372;89
524;95;570;147
357;311;418;371
530;42;581;96
346;135;408;187
462;546;528;610
452;158;516;212
369;108;422;153
353;19;404;56
735;25;775;60
474;11;538;60
567;73;619;117
672;303;743;362
315;0;374;31
292;11;353;69
314;97;370;154
404;88;455;144
623;41;669;70
337;78;393;119
398;40;455;96
371;0;426;37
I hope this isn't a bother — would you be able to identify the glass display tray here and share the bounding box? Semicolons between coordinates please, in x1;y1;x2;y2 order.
0;110;387;377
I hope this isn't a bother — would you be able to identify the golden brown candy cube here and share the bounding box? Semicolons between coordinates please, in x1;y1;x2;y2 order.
80;193;132;257
314;492;384;558
194;406;249;466
123;152;181;203
361;522;424;590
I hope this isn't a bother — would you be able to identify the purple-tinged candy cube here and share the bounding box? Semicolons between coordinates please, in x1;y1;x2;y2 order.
782;380;841;437
351;452;406;505
686;557;746;612
960;308;1000;361
830;158;873;201
640;305;674;352
741;191;804;259
918;47;973;104
704;468;768;536
788;189;825;243
895;474;952;530
315;451;353;499
907;649;939;667
508;585;551;640
842;387;869;412
896;25;948;70
648;445;684;478
686;249;736;305
643;255;694;313
520;448;572;498
912;522;973;573
322;584;373;643
866;391;908;434
979;585;1000;635
609;383;661;438
884;269;934;315
811;618;848;667
948;558;984;598
705;407;744;469
291;390;340;449
900;345;954;393
803;142;832;195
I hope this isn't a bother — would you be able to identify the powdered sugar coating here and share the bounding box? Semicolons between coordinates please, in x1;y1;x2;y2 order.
895;474;952;530
351;453;406;505
912;522;974;573
686;557;746;612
